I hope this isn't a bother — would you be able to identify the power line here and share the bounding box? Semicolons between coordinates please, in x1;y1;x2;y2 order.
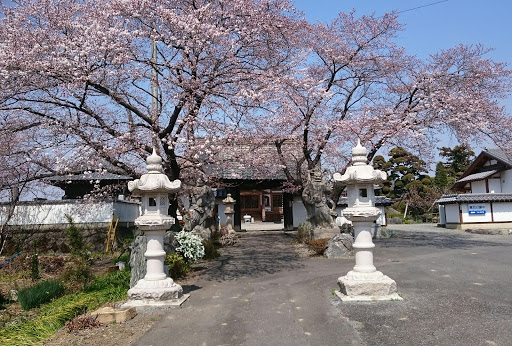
396;0;449;15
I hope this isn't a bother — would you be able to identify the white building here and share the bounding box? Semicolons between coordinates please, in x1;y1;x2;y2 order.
437;148;512;229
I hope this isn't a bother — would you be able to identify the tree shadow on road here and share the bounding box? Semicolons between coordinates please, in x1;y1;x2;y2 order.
200;232;305;282
378;231;512;250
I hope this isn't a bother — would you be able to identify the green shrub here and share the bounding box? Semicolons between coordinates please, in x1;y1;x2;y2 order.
17;280;65;311
65;214;88;259
202;239;220;260
175;231;204;263
61;260;94;290
164;253;190;279
31;252;40;282
305;238;329;256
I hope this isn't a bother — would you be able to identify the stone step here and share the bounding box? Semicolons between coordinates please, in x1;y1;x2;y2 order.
92;306;137;324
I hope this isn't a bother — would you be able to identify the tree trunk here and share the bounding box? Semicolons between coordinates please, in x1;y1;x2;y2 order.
301;176;337;229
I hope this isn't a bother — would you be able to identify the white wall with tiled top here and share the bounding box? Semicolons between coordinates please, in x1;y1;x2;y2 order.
491;202;512;222
460;203;493;223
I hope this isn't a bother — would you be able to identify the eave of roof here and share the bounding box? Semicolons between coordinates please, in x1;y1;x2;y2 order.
437;193;512;204
455;169;499;184
47;172;133;182
457;148;512;181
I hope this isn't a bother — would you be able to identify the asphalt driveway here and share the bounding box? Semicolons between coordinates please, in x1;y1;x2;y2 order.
134;224;512;346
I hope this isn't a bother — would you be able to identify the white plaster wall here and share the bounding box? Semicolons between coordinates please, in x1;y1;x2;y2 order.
501;170;512;193
113;201;140;222
491;202;512;222
488;178;502;193
471;180;487;193
0;201;115;226
292;197;307;228
461;203;492;223
445;204;460;223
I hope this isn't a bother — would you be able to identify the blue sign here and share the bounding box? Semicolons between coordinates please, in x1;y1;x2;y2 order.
468;210;486;215
468;205;486;215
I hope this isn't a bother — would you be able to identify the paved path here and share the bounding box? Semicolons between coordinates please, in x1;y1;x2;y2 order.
135;225;512;346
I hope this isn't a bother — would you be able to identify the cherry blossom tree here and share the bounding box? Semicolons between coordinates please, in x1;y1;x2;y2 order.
0;0;302;187
237;10;512;227
0;113;56;254
2;1;511;232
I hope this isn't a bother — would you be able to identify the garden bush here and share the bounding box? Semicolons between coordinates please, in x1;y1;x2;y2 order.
164;253;190;279
219;233;237;246
30;252;39;282
175;231;205;263
305;238;329;256
17;280;65;311
202;239;220;260
297;222;313;243
61;260;94;290
65;214;89;259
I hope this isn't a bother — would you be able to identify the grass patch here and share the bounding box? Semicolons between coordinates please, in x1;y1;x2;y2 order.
17;280;65;311
0;270;130;345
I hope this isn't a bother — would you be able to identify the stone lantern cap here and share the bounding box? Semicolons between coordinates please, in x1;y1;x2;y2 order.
128;149;181;195
333;139;386;186
222;193;236;205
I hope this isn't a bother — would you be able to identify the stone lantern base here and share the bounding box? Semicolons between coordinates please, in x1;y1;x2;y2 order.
122;278;190;310
336;270;402;301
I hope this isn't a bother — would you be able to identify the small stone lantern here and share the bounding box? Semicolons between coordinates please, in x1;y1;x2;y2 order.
333;140;401;301
122;149;189;309
222;193;236;233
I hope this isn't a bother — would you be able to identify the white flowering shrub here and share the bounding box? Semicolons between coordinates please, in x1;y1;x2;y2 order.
175;231;205;263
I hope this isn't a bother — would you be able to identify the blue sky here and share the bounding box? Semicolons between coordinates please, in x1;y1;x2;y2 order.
293;0;512;67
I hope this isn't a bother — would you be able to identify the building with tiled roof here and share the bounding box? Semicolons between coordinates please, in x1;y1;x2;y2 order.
438;148;512;229
207;140;304;230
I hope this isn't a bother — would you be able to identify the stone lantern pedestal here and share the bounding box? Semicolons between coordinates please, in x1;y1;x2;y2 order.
122;149;189;309
333;140;402;301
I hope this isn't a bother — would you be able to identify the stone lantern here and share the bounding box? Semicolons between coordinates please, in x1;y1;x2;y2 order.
333;140;401;301
122;149;189;309
222;193;236;233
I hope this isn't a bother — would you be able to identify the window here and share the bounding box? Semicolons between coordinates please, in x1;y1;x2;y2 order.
359;189;368;198
241;195;259;209
272;194;283;208
148;197;157;207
